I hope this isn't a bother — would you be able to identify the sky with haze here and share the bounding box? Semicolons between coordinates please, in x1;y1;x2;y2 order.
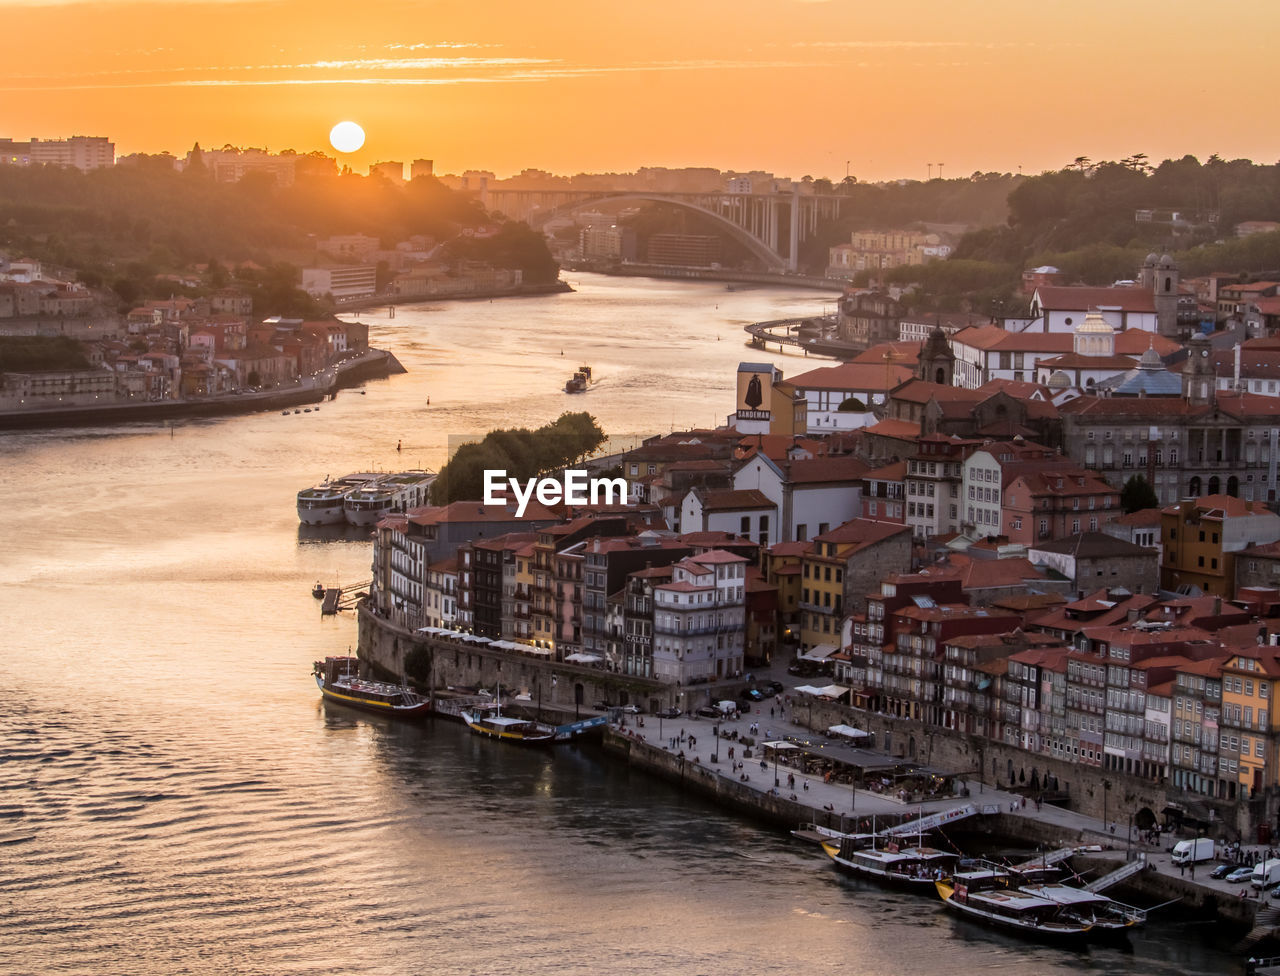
0;0;1273;181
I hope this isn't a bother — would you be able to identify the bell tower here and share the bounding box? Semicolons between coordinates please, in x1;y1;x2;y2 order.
918;324;955;386
1155;254;1180;338
1183;332;1214;405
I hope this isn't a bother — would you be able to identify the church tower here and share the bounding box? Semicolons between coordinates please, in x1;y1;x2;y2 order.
918;324;955;386
1154;254;1180;338
1183;332;1215;405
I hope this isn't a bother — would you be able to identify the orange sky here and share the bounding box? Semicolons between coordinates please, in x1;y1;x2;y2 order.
1;0;1276;182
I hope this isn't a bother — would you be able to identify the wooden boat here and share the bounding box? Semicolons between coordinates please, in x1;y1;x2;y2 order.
312;656;430;718
312;581;325;599
460;707;556;745
1017;882;1146;932
821;838;958;891
935;873;1094;941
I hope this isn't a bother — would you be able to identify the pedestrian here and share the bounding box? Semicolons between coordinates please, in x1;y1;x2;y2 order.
770;706;775;717
803;780;809;792
1179;863;1185;877
1021;796;1026;810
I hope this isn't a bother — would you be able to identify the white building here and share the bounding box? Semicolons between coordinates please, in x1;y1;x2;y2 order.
680;489;776;547
732;452;864;543
651;551;748;685
301;266;378;301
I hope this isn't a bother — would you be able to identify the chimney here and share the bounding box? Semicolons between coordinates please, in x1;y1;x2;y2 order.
1214;596;1222;616
1234;343;1242;390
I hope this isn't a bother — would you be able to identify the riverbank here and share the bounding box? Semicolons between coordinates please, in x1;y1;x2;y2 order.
0;347;403;430
335;279;573;313
575;263;847;292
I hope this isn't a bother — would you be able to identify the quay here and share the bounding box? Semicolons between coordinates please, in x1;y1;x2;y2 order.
360;605;1266;932
743;315;863;359
0;346;403;430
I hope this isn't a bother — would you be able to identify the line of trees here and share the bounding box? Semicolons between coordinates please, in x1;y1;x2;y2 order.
429;412;607;504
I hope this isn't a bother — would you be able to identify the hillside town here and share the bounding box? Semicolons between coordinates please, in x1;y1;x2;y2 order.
363;254;1280;846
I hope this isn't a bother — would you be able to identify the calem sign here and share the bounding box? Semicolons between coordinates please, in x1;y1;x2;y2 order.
483;469;630;518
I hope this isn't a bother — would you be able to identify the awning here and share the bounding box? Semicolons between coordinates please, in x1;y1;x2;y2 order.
827;724;870;739
798;644;838;662
564;653;604;663
764;741;799;750
795;684;851;699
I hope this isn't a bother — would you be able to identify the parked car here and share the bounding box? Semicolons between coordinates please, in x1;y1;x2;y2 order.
1209;863;1234;880
695;705;720;718
739;689;764;703
618;704;641;714
1226;866;1255;884
657;707;681;719
766;680;784;694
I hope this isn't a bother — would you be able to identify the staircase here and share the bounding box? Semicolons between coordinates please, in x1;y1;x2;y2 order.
1084;855;1149;892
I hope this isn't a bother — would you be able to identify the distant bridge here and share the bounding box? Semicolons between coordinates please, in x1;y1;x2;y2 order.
482;188;845;273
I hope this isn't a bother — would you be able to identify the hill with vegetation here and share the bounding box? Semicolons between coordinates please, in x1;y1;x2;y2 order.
0;154;559;311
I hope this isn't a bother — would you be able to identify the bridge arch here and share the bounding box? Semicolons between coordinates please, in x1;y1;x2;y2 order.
521;192;787;271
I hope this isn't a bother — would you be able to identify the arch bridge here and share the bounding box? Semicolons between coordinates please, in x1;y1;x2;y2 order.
482;188;845;273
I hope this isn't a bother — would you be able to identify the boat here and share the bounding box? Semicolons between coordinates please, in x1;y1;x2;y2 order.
565;365;592;393
312;581;325;599
296;472;381;525
935;872;1094;941
460;705;557;745
312;656;431;718
821;837;959;891
342;469;436;526
1017;881;1146;932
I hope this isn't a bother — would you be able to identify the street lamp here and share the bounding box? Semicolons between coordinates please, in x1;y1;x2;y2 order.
774;744;780;787
1102;779;1112;834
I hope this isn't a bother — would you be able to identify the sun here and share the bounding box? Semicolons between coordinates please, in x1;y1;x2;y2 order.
329;121;366;154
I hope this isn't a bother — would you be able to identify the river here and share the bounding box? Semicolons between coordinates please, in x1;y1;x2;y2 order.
0;274;1236;974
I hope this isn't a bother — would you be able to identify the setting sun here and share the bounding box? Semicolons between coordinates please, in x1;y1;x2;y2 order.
328;121;365;154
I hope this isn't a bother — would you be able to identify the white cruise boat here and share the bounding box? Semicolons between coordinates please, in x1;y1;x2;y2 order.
296;473;381;525
343;470;436;526
821;839;959;891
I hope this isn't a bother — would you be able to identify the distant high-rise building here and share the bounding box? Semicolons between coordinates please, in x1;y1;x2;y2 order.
646;234;721;268
411;159;434;179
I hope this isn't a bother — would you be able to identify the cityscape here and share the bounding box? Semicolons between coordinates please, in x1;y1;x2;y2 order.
8;1;1280;974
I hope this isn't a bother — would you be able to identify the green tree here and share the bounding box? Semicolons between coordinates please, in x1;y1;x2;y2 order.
1120;475;1159;514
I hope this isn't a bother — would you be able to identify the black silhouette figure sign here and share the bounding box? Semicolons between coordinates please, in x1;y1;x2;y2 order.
745;374;763;410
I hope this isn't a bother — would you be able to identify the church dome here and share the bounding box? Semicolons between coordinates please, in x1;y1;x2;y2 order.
1076;310;1114;334
1159;254;1174;266
1145;253;1159;266
1139;346;1163;368
1048;371;1071;389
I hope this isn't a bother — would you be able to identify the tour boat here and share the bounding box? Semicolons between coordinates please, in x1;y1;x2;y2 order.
564;365;592;393
312;581;325;599
460;706;557;745
312;656;431;718
296;472;381;525
821;838;959;891
343;470;436;526
1017;882;1146;932
935;875;1094;941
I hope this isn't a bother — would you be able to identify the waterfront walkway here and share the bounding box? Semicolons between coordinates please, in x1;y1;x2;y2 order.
615;689;1272;915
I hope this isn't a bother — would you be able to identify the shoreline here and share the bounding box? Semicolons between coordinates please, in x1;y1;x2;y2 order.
334;279;573;313
0;347;402;431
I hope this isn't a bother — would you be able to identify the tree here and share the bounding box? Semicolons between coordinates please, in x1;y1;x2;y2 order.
1121;474;1159;514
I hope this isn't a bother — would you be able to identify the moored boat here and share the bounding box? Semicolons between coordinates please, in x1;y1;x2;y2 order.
821;838;959;891
935;874;1094;941
343;469;436;526
1017;881;1146;932
312;656;430;718
460;707;557;745
296;472;380;525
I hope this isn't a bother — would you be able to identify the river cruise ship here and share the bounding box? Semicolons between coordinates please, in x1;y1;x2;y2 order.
296;473;381;525
343;470;436;526
313;656;431;718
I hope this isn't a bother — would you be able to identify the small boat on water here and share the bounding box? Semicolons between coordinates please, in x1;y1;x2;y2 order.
312;581;325;599
565;365;592;393
822;838;959;891
935;870;1094;941
313;656;430;718
460;706;557;745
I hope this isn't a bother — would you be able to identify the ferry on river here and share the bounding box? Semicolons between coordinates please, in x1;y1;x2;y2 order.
313;656;431;718
565;365;592;393
342;470;436;526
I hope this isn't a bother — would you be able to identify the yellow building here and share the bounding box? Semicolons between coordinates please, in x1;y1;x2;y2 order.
799;536;845;650
1160;495;1280;597
764;540;809;645
1220;650;1280;798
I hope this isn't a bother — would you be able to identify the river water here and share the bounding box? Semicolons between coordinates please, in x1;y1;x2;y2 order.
0;274;1236;974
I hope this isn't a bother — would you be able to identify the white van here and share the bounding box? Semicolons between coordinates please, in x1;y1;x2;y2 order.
1170;837;1214;865
1252;859;1280;890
